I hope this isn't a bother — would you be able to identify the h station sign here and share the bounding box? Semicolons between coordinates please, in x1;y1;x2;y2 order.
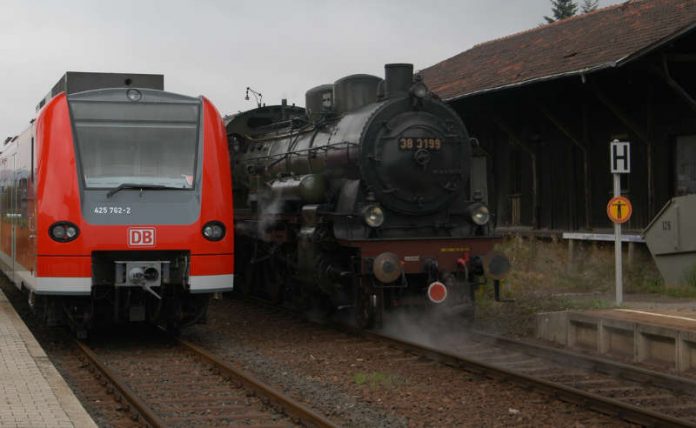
610;140;631;174
609;139;631;305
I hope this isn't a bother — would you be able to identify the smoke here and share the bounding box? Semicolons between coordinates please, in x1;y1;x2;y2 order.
256;193;285;241
378;305;475;349
235;192;285;242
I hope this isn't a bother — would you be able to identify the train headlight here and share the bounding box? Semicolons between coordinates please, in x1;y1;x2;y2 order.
49;222;79;242
469;203;490;226
126;89;142;102
363;205;385;228
202;221;225;241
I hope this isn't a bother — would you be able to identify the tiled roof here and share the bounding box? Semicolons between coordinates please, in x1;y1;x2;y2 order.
421;0;696;101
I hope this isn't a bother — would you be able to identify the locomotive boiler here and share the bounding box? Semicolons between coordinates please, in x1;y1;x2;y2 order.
228;63;508;327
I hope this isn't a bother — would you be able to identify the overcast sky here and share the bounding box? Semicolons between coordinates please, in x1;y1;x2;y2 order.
0;0;625;135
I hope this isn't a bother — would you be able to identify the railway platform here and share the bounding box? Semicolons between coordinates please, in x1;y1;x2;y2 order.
0;289;95;428
537;304;696;372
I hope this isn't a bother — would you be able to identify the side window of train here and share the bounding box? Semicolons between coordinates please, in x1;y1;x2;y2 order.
0;160;9;215
19;177;28;197
675;135;696;196
18;177;28;213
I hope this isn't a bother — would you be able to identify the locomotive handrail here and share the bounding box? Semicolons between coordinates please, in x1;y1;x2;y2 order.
240;141;360;167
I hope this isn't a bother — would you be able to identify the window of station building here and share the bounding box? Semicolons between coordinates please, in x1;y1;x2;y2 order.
675;135;696;196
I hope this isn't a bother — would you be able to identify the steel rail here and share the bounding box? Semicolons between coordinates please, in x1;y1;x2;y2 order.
176;338;338;428
243;296;696;426
77;335;337;428
362;330;695;428
74;340;166;428
473;331;696;396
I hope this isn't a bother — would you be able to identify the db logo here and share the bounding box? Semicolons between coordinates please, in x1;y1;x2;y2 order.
128;227;156;247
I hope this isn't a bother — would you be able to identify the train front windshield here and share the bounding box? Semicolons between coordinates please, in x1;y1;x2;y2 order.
68;90;201;189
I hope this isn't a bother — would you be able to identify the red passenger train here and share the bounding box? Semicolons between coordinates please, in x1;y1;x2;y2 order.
1;72;233;335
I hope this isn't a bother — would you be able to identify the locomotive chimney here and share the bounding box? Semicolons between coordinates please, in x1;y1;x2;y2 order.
384;63;414;98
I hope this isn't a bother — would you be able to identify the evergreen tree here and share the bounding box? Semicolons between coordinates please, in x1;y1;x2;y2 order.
581;0;599;13
544;0;579;23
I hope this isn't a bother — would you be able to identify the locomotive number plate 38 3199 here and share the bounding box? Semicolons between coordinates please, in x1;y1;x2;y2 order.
399;137;442;151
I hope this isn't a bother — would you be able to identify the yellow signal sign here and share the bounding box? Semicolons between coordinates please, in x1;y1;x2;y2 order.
607;196;632;224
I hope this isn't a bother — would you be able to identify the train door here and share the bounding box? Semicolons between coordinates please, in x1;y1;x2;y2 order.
10;153;17;287
14;135;34;285
0;151;17;286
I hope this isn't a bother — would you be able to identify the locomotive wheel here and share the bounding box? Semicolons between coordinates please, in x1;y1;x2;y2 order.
249;256;284;303
352;277;377;329
240;241;285;303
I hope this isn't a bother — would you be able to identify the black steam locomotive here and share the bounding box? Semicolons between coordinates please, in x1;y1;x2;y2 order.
227;63;509;327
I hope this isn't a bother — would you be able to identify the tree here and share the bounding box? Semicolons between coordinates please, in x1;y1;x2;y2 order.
544;0;579;23
581;0;599;13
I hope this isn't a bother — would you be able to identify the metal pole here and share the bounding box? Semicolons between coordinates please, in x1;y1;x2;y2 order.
613;173;623;305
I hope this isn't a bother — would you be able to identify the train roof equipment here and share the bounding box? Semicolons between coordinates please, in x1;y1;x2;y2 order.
36;71;164;112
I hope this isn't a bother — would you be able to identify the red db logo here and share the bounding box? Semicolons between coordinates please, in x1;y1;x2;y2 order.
128;228;156;247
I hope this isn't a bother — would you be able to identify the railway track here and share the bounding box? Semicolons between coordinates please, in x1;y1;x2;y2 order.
74;330;336;428
237;296;696;426
362;328;696;427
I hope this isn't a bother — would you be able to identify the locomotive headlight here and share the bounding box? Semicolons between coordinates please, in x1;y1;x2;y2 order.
469;203;490;226
202;221;225;241
49;222;79;242
410;82;428;99
363;205;385;228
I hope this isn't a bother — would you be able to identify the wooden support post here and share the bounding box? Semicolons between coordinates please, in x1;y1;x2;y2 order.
646;83;655;217
653;55;696;116
537;102;591;230
628;241;635;267
495;117;539;229
582;100;592;230
591;84;651;145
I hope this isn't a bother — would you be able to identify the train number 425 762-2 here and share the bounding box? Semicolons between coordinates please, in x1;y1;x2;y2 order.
93;206;133;215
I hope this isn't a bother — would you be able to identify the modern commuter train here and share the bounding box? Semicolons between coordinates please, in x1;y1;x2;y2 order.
1;72;233;336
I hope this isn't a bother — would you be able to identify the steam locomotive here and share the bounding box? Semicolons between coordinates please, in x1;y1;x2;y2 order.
227;64;508;327
1;72;234;336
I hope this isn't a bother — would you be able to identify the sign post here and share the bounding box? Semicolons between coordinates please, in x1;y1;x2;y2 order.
608;140;631;305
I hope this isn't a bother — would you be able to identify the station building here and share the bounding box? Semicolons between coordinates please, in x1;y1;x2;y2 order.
421;0;696;237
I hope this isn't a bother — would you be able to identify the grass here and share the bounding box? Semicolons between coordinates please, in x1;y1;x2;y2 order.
353;371;405;389
473;236;696;336
628;278;696;298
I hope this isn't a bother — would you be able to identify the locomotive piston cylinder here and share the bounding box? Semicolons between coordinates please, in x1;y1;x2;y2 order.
269;174;326;203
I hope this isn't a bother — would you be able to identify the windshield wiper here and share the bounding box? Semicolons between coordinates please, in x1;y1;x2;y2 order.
106;183;182;198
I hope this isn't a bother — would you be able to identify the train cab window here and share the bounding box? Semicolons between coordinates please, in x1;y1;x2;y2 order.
675;135;696;196
69;91;201;190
